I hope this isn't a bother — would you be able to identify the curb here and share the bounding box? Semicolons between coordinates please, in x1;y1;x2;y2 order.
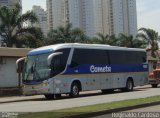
0;96;44;104
69;101;160;118
0;99;31;104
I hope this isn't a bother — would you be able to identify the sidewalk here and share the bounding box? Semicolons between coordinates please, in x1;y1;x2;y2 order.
0;90;102;104
0;95;44;104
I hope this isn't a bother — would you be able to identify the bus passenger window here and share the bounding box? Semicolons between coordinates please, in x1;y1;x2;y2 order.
50;48;71;76
70;61;79;68
71;48;109;68
142;57;146;63
50;54;66;77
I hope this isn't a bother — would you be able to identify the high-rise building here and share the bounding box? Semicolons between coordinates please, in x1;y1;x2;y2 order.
32;6;48;36
111;0;137;37
69;0;110;37
0;0;22;47
47;0;137;37
46;0;69;31
0;0;22;7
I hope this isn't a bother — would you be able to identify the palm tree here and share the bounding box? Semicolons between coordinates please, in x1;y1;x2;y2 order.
92;33;110;44
92;33;118;46
94;33;109;44
118;33;146;48
46;29;64;44
17;28;45;48
0;4;40;47
71;27;89;43
137;28;160;57
46;23;88;44
108;35;119;46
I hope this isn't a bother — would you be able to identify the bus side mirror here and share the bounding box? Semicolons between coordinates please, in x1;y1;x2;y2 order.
16;57;26;73
47;52;63;66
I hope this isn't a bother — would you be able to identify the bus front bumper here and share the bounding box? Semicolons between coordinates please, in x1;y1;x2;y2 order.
22;82;51;96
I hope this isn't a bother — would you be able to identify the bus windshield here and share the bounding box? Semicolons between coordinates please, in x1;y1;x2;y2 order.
23;53;51;82
23;48;71;82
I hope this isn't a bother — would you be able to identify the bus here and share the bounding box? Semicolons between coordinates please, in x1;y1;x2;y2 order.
16;43;148;99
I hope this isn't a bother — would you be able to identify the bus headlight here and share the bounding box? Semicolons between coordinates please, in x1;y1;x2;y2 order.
43;81;49;86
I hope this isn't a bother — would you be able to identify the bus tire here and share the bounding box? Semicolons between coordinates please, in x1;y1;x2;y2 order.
44;94;54;100
70;82;80;97
151;84;158;88
44;94;61;100
101;89;114;94
125;79;134;91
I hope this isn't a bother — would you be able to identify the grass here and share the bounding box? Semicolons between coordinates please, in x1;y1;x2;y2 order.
18;95;160;118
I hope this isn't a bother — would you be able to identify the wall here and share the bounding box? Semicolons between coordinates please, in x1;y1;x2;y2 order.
0;57;19;88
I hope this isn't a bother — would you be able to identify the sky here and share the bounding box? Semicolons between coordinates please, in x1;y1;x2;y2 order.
137;0;160;33
22;0;160;34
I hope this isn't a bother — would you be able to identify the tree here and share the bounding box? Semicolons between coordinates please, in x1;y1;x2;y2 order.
71;27;89;43
94;33;110;44
17;28;45;48
107;35;119;46
118;33;146;48
46;23;88;45
0;4;41;47
137;28;160;57
91;33;118;46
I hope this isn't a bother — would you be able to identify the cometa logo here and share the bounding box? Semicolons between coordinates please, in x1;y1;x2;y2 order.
90;65;112;73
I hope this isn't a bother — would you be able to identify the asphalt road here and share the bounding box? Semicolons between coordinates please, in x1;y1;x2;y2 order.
0;85;160;112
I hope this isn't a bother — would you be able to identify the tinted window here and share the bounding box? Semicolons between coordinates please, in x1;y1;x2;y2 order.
109;50;146;64
71;49;109;67
55;48;71;67
51;48;71;76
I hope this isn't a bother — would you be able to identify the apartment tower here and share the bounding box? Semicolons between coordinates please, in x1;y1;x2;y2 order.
47;0;137;37
111;0;137;37
32;6;48;36
0;0;22;7
46;0;69;31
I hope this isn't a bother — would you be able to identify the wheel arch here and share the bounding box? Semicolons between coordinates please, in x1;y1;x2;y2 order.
127;77;134;87
70;79;82;91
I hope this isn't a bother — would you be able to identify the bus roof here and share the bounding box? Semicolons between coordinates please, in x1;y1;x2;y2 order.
28;43;146;56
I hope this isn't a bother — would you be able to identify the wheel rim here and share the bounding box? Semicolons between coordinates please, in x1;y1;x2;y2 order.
127;81;133;90
72;85;79;96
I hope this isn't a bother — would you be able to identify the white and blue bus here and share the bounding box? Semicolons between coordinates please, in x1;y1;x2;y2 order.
16;43;148;99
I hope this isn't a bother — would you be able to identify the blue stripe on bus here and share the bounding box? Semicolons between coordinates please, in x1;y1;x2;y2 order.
28;49;54;56
63;64;148;75
23;81;43;85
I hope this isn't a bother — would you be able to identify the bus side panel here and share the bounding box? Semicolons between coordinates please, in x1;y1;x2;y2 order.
112;74;126;88
52;74;94;94
132;72;148;86
100;74;113;89
50;76;73;94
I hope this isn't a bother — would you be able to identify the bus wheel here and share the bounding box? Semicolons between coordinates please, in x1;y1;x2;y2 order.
56;94;61;98
151;84;158;88
44;94;61;100
44;94;54;100
125;79;134;91
70;82;80;97
101;89;114;94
